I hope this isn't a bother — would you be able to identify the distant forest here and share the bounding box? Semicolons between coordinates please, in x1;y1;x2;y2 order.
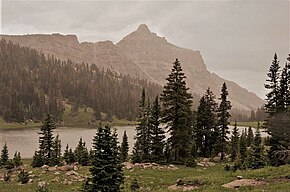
0;40;263;123
0;39;161;122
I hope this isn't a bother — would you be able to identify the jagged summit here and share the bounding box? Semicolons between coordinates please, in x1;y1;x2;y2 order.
136;24;151;33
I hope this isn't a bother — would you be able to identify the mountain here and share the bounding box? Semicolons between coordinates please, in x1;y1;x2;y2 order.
0;24;265;111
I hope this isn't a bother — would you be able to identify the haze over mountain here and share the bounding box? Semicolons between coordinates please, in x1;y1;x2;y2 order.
0;24;265;111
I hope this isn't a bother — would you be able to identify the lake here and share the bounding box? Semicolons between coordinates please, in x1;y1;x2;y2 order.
0;125;268;158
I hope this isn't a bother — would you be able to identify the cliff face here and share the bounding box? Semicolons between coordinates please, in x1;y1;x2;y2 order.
0;25;265;111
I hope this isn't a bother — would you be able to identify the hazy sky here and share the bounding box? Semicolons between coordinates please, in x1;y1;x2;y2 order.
1;0;289;99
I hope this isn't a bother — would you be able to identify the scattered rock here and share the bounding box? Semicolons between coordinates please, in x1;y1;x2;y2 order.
38;181;47;188
222;179;267;189
48;167;57;171
41;165;49;169
58;165;74;171
237;175;243;180
54;171;61;175
51;177;60;182
65;171;79;176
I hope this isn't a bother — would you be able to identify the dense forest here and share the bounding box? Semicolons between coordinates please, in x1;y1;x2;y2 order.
0;39;162;122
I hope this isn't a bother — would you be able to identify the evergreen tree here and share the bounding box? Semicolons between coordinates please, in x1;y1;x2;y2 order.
217;83;232;161
150;96;165;162
196;88;218;157
63;144;70;164
278;61;290;111
160;58;193;162
83;125;124;191
50;134;61;166
134;89;150;161
239;130;248;169
247;127;254;147
68;148;75;164
132;140;142;163
13;151;22;167
38;114;56;165
31;151;44;168
250;128;265;169
230;121;240;162
0;143;9;167
120;131;129;162
265;53;281;115
74;138;89;166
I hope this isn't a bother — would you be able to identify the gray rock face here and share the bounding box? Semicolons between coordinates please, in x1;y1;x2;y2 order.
0;24;264;111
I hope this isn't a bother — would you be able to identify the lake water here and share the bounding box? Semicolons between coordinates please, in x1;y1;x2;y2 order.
0;125;268;158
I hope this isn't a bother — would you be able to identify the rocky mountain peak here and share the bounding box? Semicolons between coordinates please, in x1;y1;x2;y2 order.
136;24;151;33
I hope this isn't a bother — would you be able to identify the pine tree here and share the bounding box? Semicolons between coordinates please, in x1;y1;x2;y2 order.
150;96;165;162
132;140;142;163
250;128;265;169
265;53;281;115
278;61;290;111
50;134;61;166
31;151;44;168
134;89;150;161
74;138;89;166
63;144;70;164
247;127;254;147
120;131;129;162
160;58;193;162
217;83;232;161
0;143;9;167
38;114;56;165
230;121;240;162
83;125;124;191
196;88;218;157
239;130;248;169
13;151;22;167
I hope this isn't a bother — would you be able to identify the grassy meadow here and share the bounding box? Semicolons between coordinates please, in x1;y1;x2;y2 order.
0;159;289;192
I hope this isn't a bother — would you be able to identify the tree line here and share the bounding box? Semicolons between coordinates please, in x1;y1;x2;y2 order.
0;39;161;123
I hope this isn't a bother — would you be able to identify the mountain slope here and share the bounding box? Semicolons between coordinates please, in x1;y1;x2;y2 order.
0;25;265;111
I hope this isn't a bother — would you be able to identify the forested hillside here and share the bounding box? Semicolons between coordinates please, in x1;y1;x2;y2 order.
0;40;161;123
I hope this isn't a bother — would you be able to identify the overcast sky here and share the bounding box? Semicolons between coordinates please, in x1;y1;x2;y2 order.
1;0;289;99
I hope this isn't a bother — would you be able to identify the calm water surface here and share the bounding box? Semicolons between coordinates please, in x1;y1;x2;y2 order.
0;125;267;158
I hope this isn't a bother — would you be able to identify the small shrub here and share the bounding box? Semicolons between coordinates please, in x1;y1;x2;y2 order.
4;173;11;182
18;170;29;184
224;164;231;171
130;178;140;192
185;157;197;167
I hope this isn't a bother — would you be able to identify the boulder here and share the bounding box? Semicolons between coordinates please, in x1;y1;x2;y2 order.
65;171;79;176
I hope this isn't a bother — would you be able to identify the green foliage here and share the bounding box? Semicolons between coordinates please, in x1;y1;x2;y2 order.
83;125;124;191
50;134;62;166
185;156;197;167
250;128;266;169
217;83;231;161
74;138;89;166
0;143;9;167
130;178;140;192
38;114;56;165
31;151;44;168
239;130;248;169
150;96;165;162
196;88;218;157
230;121;240;162
247;127;254;147
63;144;75;165
13;151;22;167
160;58;193;162
120;131;129;162
4;173;11;182
18;170;29;184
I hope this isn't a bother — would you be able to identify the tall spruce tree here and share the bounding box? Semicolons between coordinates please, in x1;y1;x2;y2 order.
150;96;165;162
74;138;89;166
134;89;150;161
0;143;9;167
279;61;290;111
83;125;124;191
265;53;281;115
230;121;240;162
120;131;129;162
13;151;22;167
250;128;265;169
38;114;56;165
196;88;217;157
160;58;193;162
247;127;254;147
51;134;61;166
239;130;248;169
217;83;232;161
